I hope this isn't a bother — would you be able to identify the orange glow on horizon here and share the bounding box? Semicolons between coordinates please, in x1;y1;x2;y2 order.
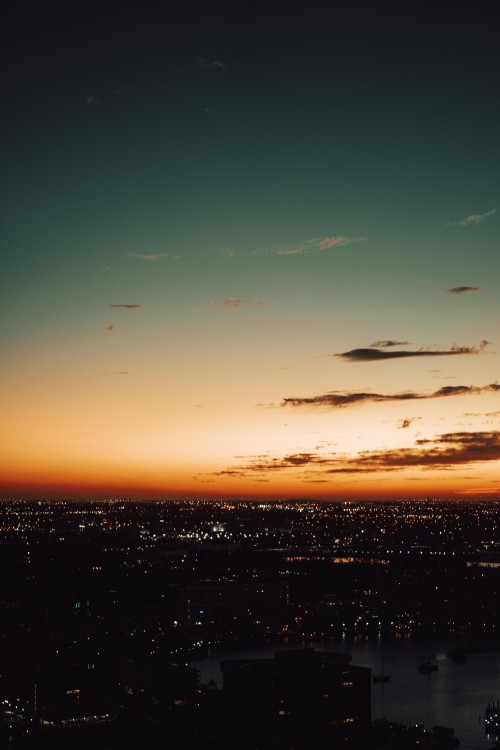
2;466;499;501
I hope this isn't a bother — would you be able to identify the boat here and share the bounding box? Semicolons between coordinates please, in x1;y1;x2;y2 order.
417;660;438;673
372;655;390;684
485;700;500;735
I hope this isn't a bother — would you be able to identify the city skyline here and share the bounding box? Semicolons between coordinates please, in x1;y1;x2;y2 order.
1;2;499;500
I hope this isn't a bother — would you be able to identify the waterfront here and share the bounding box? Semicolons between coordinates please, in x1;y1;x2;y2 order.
2;498;500;746
194;637;500;750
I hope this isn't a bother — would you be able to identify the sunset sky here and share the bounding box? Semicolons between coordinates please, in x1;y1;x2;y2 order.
1;2;499;500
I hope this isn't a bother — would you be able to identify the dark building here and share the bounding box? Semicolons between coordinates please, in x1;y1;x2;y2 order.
122;658;199;705
183;581;288;630
221;648;371;748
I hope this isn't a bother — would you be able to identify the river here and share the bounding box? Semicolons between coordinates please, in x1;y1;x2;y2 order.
192;636;500;750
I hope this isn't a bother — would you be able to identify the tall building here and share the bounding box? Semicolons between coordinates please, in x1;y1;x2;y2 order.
221;648;371;748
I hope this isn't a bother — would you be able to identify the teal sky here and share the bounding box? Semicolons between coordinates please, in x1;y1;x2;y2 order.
1;2;499;499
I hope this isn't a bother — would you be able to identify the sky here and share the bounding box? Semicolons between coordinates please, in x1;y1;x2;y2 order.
1;1;499;500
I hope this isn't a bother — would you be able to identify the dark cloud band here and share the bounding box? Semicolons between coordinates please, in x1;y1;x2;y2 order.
282;383;500;409
338;341;489;361
212;431;500;479
446;286;483;295
108;304;142;309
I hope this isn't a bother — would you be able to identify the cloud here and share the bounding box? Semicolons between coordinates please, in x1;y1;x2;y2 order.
108;304;142;310
128;252;165;261
339;431;500;471
446;286;483;295
462;411;500;418
370;340;410;348
399;418;418;429
196;58;226;70
193;298;269;311
455;487;500;496
338;340;490;361
448;209;497;226
433;384;492;396
274;235;363;255
105;325;115;333
213;431;500;479
112;85;133;100
275;246;304;255
86;95;98;105
411;431;500;460
282;382;500;409
213;453;330;476
317;236;351;250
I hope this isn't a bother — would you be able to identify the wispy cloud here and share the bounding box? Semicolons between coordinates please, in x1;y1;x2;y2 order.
399;417;419;429
274;235;363;255
317;236;351;249
218;234;364;258
370;340;410;347
113;85;133;98
193;298;269;311
196;58;226;71
85;95;98;105
338;340;490;362
214;247;236;258
446;286;483;295
108;304;142;310
282;382;500;409
448;209;497;227
275;246;304;255
105;325;115;333
212;431;500;479
455;487;500;496
462;411;500;418
128;252;165;261
213;453;329;477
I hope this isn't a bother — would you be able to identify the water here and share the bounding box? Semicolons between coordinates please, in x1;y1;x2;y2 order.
192;637;500;750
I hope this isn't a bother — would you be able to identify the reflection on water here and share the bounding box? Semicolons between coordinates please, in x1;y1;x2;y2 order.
193;637;500;750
